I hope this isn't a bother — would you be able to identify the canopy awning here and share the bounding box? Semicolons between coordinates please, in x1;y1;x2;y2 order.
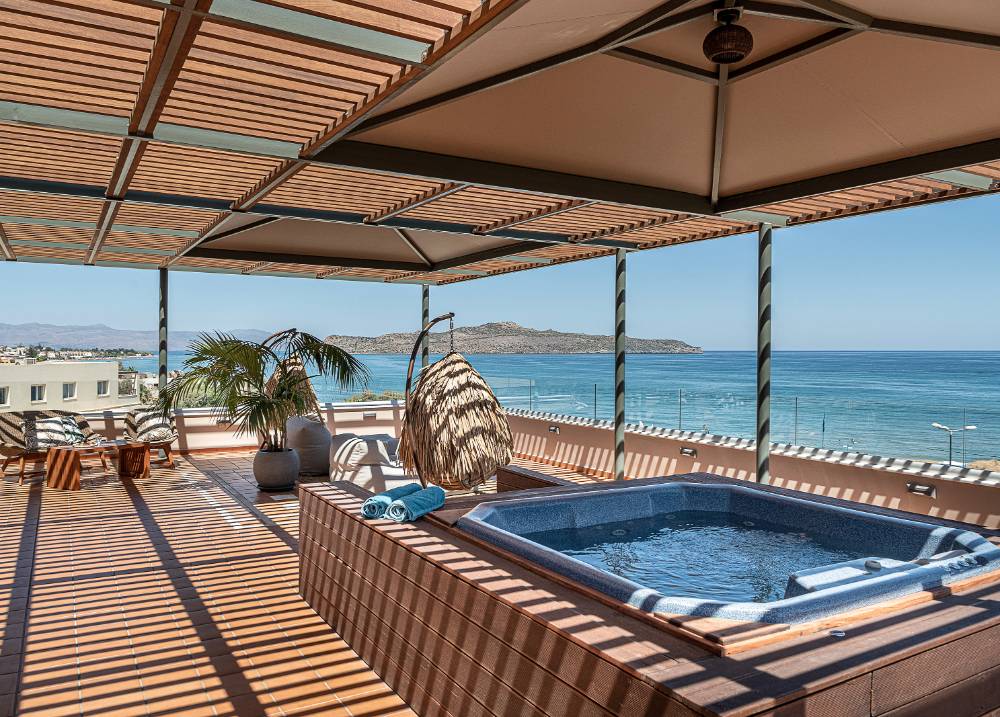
0;0;997;284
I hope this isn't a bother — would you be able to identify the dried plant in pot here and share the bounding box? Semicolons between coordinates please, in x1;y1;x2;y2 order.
157;329;367;490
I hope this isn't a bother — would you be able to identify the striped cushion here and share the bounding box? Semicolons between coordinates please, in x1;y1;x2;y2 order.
60;417;86;444
1;411;95;450
127;408;176;443
22;417;75;450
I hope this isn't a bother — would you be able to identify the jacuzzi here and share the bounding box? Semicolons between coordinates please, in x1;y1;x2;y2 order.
457;482;1000;624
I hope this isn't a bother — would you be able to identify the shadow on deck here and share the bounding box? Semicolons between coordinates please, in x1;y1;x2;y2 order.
1;451;414;717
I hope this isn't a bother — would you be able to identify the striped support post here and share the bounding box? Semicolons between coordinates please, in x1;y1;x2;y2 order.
614;249;627;481
756;223;773;484
158;267;168;391
420;285;430;368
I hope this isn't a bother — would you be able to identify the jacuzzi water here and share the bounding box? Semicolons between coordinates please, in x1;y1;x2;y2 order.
523;510;866;603
458;481;1000;623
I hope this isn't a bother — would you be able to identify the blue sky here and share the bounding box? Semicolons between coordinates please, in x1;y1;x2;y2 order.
2;193;998;350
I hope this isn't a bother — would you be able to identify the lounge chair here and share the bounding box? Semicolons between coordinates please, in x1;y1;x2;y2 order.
123;407;177;468
0;410;108;484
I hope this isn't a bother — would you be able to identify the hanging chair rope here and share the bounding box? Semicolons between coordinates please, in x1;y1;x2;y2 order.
399;313;513;491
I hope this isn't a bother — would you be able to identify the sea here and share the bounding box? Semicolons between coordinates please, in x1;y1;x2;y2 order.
124;351;1000;464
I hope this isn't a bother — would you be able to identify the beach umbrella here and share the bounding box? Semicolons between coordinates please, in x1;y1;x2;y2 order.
398;315;513;491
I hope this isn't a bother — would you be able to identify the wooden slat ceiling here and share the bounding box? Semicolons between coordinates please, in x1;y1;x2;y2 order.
161;20;400;145
754;176;992;225
264;164;447;216
397;186;562;227
127;142;286;200
0;191;104;222
0;123;121;185
113;202;221;234
0;1;996;285
0;0;161;117
3;223;93;265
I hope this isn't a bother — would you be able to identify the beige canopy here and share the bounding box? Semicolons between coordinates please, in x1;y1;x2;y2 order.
0;0;996;284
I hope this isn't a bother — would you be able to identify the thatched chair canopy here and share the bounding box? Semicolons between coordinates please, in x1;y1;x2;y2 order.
265;355;322;421
398;317;513;491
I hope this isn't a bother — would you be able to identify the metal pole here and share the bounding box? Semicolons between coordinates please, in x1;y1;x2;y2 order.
420;285;430;368
614;249;627;481
794;396;798;445
158;267;168;392
948;432;953;465
756;223;773;484
963;408;967;466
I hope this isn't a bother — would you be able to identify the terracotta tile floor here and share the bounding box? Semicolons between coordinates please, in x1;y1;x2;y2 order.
1;452;415;717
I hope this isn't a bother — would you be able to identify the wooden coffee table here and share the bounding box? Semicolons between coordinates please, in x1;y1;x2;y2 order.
46;442;149;490
45;444;112;490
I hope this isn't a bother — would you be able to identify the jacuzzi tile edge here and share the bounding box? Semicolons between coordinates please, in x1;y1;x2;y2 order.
457;482;1000;626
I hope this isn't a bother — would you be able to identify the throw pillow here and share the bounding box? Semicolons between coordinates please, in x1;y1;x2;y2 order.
329;433;364;469
130;408;174;443
60;417;86;444
22;417;70;450
143;426;175;442
358;436;394;466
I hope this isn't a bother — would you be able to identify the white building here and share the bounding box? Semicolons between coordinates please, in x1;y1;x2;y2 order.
0;360;140;413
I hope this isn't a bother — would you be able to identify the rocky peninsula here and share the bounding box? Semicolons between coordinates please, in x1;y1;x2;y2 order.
325;322;701;354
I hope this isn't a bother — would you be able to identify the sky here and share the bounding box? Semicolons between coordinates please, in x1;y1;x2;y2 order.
1;193;998;351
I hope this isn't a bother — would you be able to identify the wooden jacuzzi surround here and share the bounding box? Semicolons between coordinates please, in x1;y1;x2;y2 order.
299;478;1000;717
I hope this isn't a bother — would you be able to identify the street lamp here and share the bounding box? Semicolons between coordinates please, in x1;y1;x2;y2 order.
931;422;977;466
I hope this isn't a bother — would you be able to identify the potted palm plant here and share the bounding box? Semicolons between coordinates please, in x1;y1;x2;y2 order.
157;329;367;490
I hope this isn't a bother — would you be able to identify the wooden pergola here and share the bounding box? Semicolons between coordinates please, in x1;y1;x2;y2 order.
0;0;996;282
1;0;998;481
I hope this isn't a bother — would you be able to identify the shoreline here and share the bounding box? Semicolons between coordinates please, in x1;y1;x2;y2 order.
135;349;1000;355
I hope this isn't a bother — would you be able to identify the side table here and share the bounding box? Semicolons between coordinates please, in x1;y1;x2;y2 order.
118;442;150;479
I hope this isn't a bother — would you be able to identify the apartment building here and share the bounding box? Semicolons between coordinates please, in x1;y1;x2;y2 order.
0;360;138;412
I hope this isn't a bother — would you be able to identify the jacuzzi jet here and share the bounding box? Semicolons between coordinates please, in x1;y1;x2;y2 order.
743;521;755;527
611;529;627;537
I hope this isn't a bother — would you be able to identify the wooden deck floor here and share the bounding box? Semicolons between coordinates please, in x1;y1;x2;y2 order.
1;451;415;717
6;451;1000;715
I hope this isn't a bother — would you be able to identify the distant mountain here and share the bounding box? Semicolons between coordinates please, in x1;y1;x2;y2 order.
325;322;701;354
0;323;272;351
0;321;702;355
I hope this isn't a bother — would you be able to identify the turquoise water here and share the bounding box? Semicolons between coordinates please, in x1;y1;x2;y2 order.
126;351;999;463
522;510;865;603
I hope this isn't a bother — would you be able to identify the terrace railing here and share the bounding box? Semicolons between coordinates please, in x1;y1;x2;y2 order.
174;370;998;468
485;377;998;468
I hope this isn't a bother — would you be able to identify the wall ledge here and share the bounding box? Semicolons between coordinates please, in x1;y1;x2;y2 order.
80;399;404;421
505;408;1000;488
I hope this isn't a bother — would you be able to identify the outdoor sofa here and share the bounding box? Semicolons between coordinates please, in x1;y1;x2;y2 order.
0;410;108;483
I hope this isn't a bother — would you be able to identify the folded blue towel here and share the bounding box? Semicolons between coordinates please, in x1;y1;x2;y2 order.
361;483;422;519
385;486;446;523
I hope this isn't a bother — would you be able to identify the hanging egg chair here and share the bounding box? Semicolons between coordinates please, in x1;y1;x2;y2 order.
397;313;513;491
264;355;321;420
